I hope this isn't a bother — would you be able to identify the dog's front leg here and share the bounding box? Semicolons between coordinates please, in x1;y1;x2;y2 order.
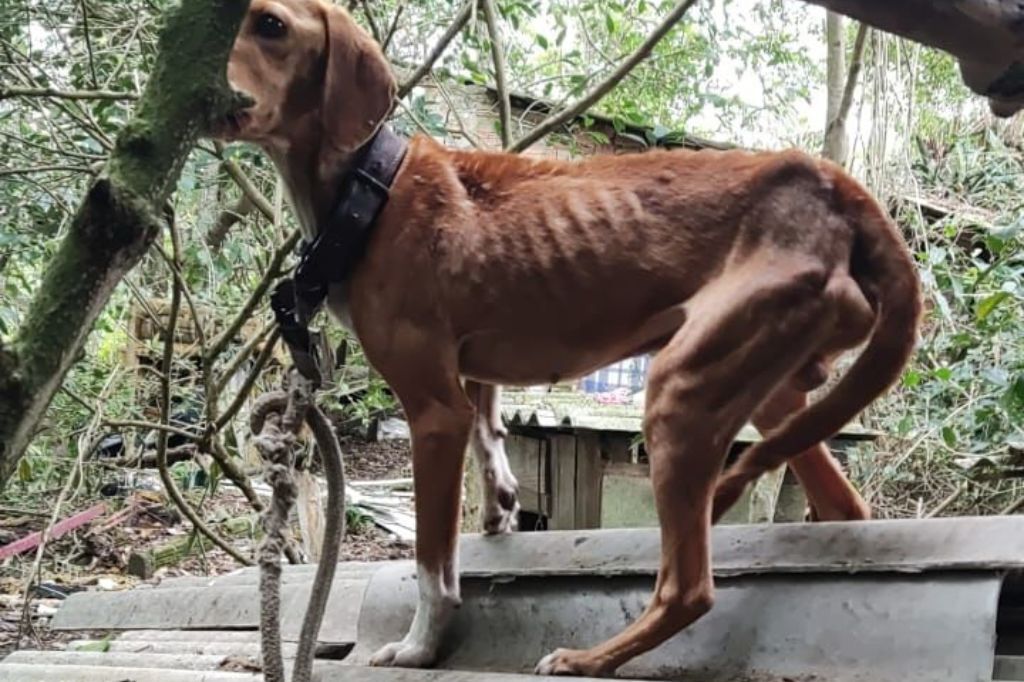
369;386;473;668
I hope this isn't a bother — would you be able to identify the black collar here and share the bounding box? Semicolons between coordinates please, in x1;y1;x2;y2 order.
271;125;408;381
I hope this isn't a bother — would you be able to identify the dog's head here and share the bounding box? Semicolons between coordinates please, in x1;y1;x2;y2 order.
220;0;395;153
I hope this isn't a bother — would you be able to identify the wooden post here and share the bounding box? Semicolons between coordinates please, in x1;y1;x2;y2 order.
295;465;325;561
574;432;604;529
548;435;577;530
504;434;548;519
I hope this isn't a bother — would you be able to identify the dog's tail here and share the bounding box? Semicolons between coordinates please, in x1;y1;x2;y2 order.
712;173;922;523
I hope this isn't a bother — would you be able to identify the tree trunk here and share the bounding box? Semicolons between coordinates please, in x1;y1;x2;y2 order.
0;0;251;489
823;10;848;164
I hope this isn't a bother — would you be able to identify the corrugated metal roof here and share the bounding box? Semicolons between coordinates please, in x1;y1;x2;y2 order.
500;390;880;441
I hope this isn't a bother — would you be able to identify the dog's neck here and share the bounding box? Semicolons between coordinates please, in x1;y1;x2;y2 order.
267;134;356;240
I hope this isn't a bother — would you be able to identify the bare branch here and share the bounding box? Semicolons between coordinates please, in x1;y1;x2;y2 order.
104;419;199;442
0;85;138;101
217;147;276;221
214;323;275;398
509;0;699;153
481;0;512;148
837;24;869;134
397;0;474;100
359;0;383;43
214;327;281;432
434;77;482;148
382;2;406;53
205;230;301;364
156;223;252;567
208;194;255;250
0;164;95;177
79;0;99;88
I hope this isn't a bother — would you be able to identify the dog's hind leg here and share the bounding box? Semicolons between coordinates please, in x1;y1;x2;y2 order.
750;385;870;521
466;381;520;534
369;365;473;669
536;261;837;677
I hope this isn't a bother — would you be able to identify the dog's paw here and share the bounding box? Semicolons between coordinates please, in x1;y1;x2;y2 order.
482;484;520;535
534;648;607;677
369;640;436;668
482;476;520;535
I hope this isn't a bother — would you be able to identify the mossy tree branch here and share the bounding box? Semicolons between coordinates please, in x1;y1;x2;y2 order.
0;0;252;488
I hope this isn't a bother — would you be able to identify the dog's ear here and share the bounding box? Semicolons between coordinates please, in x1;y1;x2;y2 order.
320;5;396;152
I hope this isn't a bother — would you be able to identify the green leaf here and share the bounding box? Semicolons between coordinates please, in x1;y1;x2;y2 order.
17;458;32;484
75;636;112;653
934;367;952;381
535;34;548;49
976;291;1010;322
604;12;616;34
941;426;957;447
1005;375;1024;416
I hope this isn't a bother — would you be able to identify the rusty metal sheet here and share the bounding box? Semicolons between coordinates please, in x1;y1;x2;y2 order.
349;561;1002;682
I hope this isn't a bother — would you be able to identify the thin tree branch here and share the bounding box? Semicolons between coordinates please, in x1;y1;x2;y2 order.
205;230;300;364
509;0;699;153
359;0;383;43
103;419;199;442
79;0;99;88
397;0;474;100
217;149;275;221
158;216;252;567
0;85;138;101
434;77;482;148
213;323;275;398
0;164;94;177
382;2;406;53
394;98;437;138
836;23;869;132
207;194;255;251
481;0;512;148
214;328;281;432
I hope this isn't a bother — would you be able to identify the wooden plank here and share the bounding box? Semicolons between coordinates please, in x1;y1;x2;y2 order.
602;433;636;464
574;432;604;529
601;462;657;528
504;434;548;515
548;435;577;530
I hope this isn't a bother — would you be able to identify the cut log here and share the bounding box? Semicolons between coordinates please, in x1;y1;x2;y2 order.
127;515;259;579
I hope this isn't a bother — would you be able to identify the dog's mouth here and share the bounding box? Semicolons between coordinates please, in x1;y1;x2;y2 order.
214;109;251;141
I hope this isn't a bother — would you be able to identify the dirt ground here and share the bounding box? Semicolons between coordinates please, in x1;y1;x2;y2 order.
0;436;413;658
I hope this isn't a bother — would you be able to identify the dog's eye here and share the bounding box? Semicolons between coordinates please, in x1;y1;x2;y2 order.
254;13;287;39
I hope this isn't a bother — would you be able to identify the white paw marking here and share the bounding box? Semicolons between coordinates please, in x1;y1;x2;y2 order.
370;565;458;670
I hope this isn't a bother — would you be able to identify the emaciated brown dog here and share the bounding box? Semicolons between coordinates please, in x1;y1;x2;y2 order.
219;1;922;676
